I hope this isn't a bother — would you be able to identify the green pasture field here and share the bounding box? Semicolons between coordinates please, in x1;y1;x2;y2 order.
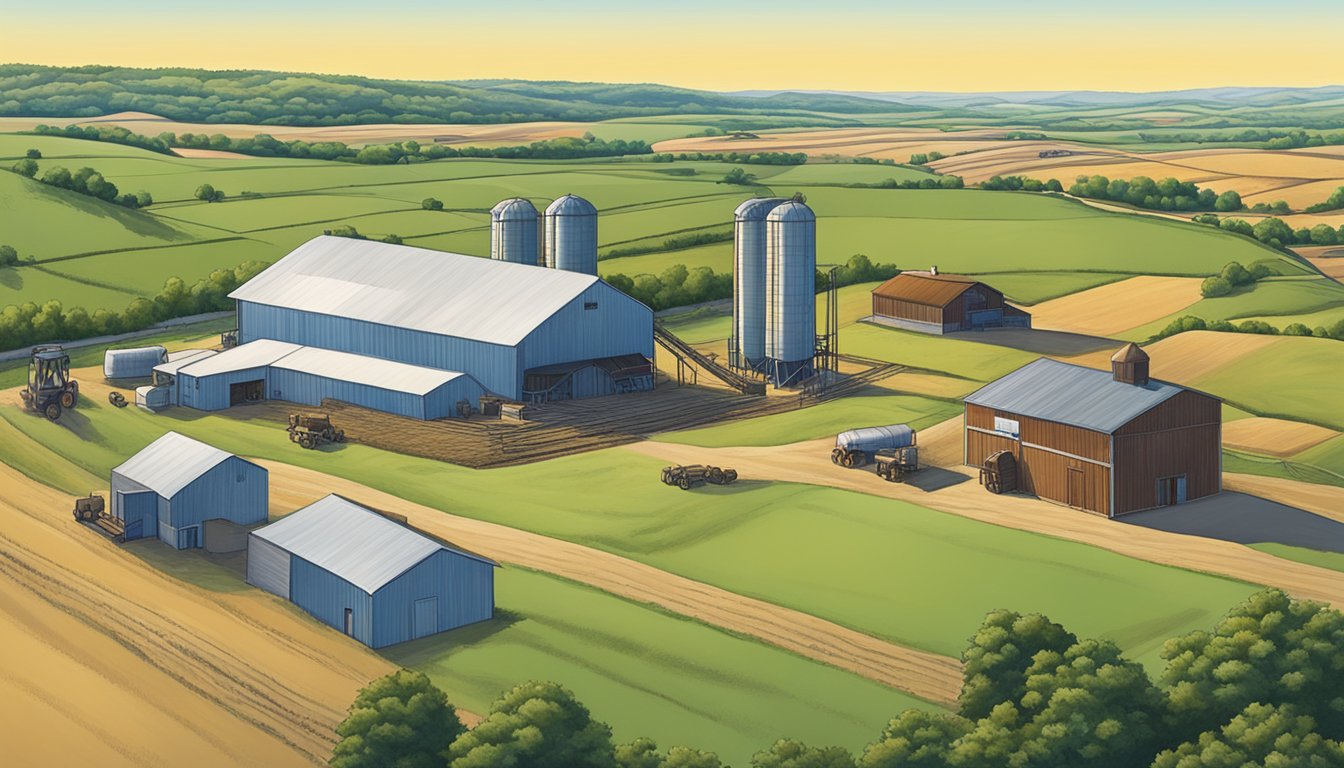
393;568;929;764
1220;450;1344;490
1125;277;1344;340
0;386;1260;674
1294;434;1344;479
655;392;960;448
1191;336;1344;429
839;323;1037;381
1247;544;1344;574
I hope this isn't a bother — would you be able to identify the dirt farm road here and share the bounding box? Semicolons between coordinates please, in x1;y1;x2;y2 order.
261;461;966;707
624;425;1344;608
0;460;396;768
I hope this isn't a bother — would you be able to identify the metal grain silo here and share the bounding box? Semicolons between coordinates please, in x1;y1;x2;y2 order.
544;194;598;274
764;197;816;387
490;198;540;265
731;197;785;371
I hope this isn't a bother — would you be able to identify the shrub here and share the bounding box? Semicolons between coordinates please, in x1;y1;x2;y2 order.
1199;276;1232;298
422;197;444;211
331;669;465;768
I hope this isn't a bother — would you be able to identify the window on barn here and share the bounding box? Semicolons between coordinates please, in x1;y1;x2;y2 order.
584;301;598;310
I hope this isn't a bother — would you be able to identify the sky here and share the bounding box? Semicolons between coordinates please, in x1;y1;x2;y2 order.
4;0;1341;92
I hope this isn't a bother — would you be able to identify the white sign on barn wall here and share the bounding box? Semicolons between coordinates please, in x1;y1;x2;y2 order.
994;416;1020;439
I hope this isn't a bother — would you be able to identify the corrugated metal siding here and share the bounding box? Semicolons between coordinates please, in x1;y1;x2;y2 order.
371;550;495;648
270;368;428;419
168;457;268;531
115;489;157;541
518;283;654;369
570;365;615;399
247;535;291;598
180;367;270;411
239;302;521;398
289;557;374;646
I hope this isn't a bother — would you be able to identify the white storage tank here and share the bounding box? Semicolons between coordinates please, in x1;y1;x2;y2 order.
764;197;817;387
490;198;540;265
104;346;168;379
544;194;598;275
732;197;785;371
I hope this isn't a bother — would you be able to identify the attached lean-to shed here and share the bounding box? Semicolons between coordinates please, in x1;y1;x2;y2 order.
110;431;268;548
247;495;497;648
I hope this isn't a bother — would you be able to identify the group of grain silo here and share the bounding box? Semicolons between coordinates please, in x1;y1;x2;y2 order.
489;194;598;275
732;195;817;387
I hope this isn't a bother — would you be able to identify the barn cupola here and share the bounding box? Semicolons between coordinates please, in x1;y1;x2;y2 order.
1111;343;1150;386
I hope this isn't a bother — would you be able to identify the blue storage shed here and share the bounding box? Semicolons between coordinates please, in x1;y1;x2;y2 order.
246;495;497;648
167;339;484;419
228;236;655;403
110;431;268;549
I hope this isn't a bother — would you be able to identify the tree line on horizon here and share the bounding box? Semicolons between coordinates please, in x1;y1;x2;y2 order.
329;589;1344;768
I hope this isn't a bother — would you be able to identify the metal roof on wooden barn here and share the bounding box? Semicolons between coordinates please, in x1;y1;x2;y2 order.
872;272;991;308
229;236;611;347
964;357;1212;434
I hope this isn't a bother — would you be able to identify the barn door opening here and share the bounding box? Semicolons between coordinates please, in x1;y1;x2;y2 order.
343;608;354;636
229;379;265;406
1156;475;1187;507
1066;467;1085;510
413;597;439;640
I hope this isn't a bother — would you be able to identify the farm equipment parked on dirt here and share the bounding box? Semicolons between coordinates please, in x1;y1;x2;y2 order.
288;413;345;449
661;464;739;490
73;492;125;542
108;391;128;408
20;345;78;421
980;450;1018;494
832;425;917;468
873;447;920;483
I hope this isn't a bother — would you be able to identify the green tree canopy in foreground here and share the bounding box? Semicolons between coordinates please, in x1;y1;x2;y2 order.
331;669;466;768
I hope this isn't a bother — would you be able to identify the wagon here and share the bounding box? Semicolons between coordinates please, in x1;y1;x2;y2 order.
660;464;739;490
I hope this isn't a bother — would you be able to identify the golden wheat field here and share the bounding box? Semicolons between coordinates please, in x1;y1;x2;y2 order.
1221;417;1339;457
1026;276;1205;337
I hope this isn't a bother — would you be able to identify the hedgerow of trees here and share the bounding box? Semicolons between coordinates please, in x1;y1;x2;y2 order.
1306;185;1344;214
1198;260;1276;298
1140;128;1344;148
979;175;1064;192
603;254;901;312
330;589;1344;768
7;157;152;209
1153;313;1344;342
1190;213;1344;250
1067;174;1241;213
0;261;263;351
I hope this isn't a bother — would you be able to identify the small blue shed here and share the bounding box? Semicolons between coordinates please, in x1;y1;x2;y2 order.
110;431;269;549
246;495;497;648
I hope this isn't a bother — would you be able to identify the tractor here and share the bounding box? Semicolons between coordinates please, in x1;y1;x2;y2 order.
288;412;345;449
660;464;739;490
20;345;78;421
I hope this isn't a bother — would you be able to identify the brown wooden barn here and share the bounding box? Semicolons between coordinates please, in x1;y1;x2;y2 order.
962;344;1222;517
870;269;1030;335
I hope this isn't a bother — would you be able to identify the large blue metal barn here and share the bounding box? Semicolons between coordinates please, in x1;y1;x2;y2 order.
227;235;656;403
246;495;497;648
155;339;487;420
110;431;268;549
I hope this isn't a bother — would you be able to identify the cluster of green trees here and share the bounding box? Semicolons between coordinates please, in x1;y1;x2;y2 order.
1249;200;1292;214
0;262;264;351
323;225;404;245
978;176;1065;192
847;176;965;190
1140;129;1344;148
0;245;20;266
10;158;152;209
1190;213;1344;249
1068;174;1242;212
1306;185;1344;214
602;230;732;260
1003;131;1047;140
0;65;894;126
720;168;757;185
1198;260;1277;298
1155;313;1344;342
331;590;1344;768
30;123;175;154
651;151;808;165
908;152;945;165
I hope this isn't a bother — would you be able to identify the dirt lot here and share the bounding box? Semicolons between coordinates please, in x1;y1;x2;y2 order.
0;461;395;768
1027;276;1204;337
1222;418;1339;457
260;461;964;706
627;428;1344;608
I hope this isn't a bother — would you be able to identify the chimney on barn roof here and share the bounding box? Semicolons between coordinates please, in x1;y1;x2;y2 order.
930;265;938;276
1111;343;1150;386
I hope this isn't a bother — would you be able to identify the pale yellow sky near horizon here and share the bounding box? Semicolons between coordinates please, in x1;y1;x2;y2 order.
5;6;1341;91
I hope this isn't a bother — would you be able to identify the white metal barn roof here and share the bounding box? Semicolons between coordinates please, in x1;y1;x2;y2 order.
252;495;494;593
964;358;1197;434
229;236;604;346
153;349;218;376
112;431;238;497
271;346;476;396
175;339;301;377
